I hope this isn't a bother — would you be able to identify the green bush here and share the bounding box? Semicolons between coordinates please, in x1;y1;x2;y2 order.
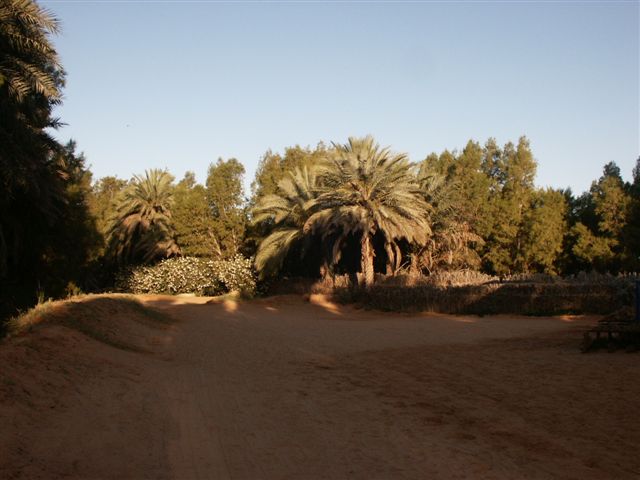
115;255;256;297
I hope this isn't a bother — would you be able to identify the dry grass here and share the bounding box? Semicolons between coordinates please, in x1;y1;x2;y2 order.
269;271;639;316
7;294;174;352
333;282;633;315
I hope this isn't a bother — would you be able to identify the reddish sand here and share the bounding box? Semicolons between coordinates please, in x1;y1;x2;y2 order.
1;294;639;479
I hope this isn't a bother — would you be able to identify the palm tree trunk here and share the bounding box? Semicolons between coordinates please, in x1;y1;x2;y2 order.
361;232;375;287
410;252;419;276
393;242;402;272
384;241;394;275
331;233;346;274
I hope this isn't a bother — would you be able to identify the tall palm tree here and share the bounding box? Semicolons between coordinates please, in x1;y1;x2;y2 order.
251;166;319;279
0;0;64;281
107;169;180;265
306;136;432;286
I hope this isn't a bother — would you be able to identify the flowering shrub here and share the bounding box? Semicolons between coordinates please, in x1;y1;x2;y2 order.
214;255;256;296
116;255;256;297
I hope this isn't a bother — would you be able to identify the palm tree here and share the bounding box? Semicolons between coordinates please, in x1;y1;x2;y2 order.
107;169;180;265
0;0;64;281
251;166;319;279
306;136;432;286
414;163;483;273
0;0;63;102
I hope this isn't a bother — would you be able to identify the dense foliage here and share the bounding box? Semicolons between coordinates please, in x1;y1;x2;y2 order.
115;255;256;297
0;1;100;324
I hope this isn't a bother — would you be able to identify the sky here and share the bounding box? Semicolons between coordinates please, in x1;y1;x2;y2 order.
42;0;639;195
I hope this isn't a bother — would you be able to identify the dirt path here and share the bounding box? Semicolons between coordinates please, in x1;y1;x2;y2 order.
2;294;639;479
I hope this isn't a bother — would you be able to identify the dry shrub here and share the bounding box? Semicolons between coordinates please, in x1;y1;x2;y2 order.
263;271;638;315
330;272;638;316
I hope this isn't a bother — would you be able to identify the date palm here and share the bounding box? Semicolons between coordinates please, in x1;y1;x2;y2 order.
251;166;319;278
0;0;64;279
107;169;180;265
0;0;62;101
414;163;483;273
306;136;432;286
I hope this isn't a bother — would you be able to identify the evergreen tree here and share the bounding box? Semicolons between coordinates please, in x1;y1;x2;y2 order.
90;175;129;249
518;188;567;273
173;172;221;257
206;158;246;258
567;162;630;272
482;137;537;275
623;158;640;270
450;140;493;237
592;162;629;241
432;140;493;263
250;144;327;202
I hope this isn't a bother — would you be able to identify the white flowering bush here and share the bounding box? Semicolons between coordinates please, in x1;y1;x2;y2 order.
214;255;256;296
116;255;256;297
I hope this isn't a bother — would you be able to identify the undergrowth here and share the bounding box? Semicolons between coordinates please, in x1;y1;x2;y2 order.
294;271;639;315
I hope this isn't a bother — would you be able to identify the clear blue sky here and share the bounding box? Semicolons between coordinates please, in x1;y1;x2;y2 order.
43;0;639;195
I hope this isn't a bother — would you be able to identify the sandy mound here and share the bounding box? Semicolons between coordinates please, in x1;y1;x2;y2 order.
8;295;174;352
0;295;175;479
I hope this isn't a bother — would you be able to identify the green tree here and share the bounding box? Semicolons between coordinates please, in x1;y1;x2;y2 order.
250;144;327;201
518;188;567;273
569;222;615;271
418;140;492;272
307;136;431;286
592;162;629;240
106;169;180;265
247;144;328;258
42;141;102;288
482;137;537;274
90;176;129;248
414;164;483;273
570;162;632;271
173;172;221;257
453;140;494;240
206;158;246;257
623;157;640;270
565;162;631;272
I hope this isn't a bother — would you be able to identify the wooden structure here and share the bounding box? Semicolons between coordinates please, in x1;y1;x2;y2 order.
581;280;640;352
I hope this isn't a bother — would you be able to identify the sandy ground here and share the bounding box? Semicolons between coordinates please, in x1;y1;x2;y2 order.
1;294;639;479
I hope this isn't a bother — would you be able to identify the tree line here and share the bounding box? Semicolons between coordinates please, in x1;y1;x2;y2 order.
250;138;640;283
1;0;639;323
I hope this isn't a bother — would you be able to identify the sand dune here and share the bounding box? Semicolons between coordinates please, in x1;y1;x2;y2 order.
1;294;638;479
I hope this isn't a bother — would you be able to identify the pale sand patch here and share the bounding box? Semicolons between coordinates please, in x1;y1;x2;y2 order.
2;294;637;479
